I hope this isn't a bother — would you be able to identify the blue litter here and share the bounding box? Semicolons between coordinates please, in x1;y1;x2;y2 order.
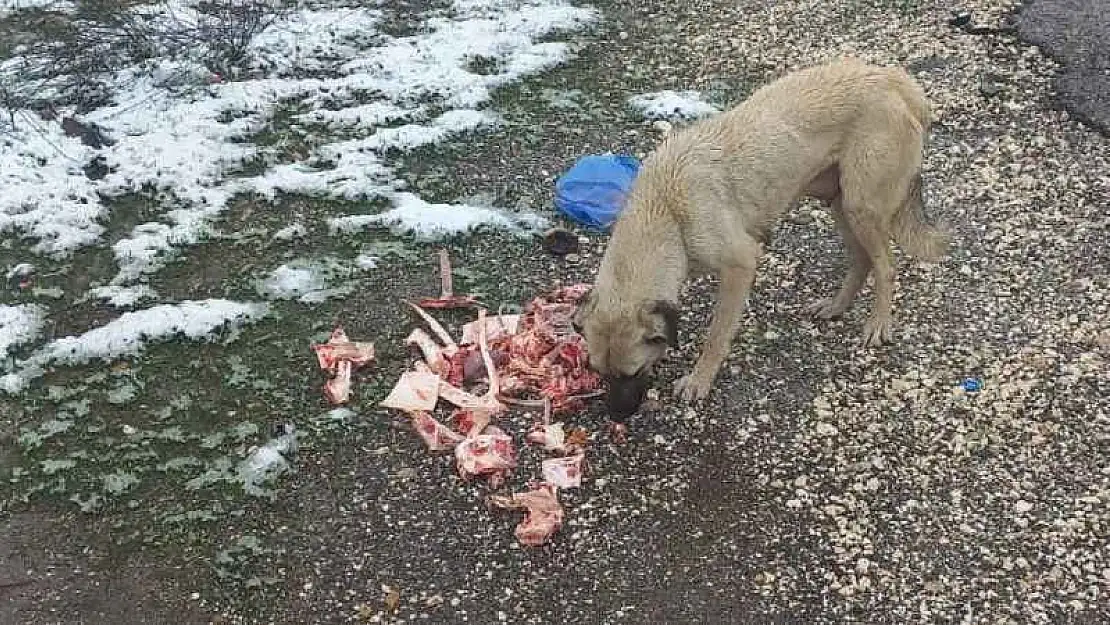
553;154;641;232
961;377;982;392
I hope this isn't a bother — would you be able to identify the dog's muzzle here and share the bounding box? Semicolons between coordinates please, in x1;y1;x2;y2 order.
606;375;648;421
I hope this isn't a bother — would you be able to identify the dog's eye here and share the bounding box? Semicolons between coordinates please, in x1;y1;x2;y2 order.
646;335;668;345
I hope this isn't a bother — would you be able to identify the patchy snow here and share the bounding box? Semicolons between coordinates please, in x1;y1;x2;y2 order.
0;299;270;393
329;192;548;240
0;304;46;361
1;0;598;290
5;262;35;282
354;254;379;270
86;285;159;307
238;423;298;497
255;257;359;303
627;90;720;120
0;0;71;18
271;223;307;241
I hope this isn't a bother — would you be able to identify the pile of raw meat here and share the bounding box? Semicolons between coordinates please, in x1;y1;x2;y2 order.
359;252;603;546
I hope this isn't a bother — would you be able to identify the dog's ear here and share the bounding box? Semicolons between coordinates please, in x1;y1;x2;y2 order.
645;300;679;347
571;288;595;333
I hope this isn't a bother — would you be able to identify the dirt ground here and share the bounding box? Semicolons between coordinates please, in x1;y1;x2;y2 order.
2;0;1109;624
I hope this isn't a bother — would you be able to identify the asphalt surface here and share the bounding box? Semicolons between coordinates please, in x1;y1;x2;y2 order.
1018;0;1110;134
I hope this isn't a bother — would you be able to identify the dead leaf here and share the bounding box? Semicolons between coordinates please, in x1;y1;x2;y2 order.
354;603;375;621
383;584;400;613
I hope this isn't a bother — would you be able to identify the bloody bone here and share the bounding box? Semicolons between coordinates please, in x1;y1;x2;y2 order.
418;249;479;309
411;411;466;451
313;327;375;404
488;482;564;547
491;284;603;413
455;426;516;487
542;454;585;489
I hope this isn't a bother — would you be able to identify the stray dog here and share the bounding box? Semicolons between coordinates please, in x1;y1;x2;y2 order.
573;58;949;419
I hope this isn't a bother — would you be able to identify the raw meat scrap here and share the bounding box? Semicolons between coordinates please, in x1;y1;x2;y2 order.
450;409;490;438
488;483;564;547
379;370;441;412
406;302;457;354
313;327;375;370
411;411;465;452
493;284;603;413
404;328;445;372
324;360;353;404
460;314;520;345
526;421;588;454
417;249;478;309
542;454;585;489
313;327;375;405
455;427;516;488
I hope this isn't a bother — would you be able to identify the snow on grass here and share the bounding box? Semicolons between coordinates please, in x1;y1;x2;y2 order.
86;284;159;307
0;0;71;18
1;0;598;290
627;90;720;120
256;259;350;303
0;304;46;361
271;222;306;241
0;299;270;394
329;192;548;240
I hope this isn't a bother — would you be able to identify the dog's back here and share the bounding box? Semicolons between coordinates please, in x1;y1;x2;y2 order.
631;58;931;234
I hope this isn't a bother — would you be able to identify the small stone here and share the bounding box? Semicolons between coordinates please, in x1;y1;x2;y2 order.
1014;500;1033;514
652;120;672;134
815;422;838;437
564;253;581;263
948;10;972;28
542;228;579;256
789;212;814;225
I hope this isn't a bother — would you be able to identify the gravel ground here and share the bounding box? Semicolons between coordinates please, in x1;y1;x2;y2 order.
213;0;1108;624
4;0;1109;624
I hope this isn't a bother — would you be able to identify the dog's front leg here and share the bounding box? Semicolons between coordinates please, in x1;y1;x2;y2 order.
675;263;757;402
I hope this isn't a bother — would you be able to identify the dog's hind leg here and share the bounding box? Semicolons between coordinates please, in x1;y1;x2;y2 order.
845;212;896;347
675;242;759;402
806;195;873;319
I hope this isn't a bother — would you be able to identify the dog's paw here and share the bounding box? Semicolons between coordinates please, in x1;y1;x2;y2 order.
861;316;893;347
805;297;850;320
674;373;713;402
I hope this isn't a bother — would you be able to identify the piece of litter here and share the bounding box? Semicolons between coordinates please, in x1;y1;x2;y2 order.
380;370;442;412
417;248;478;309
553;155;641;232
488;482;564;547
542;454;584;488
961;377;983;392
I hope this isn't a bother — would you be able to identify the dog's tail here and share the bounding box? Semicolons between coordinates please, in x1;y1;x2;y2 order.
892;173;950;261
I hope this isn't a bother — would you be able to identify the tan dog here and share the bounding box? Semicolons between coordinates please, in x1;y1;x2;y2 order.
573;58;949;418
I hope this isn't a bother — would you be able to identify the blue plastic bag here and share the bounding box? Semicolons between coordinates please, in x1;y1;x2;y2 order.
553;154;641;232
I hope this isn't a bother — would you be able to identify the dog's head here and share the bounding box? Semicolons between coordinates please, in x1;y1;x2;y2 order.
573;291;679;420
